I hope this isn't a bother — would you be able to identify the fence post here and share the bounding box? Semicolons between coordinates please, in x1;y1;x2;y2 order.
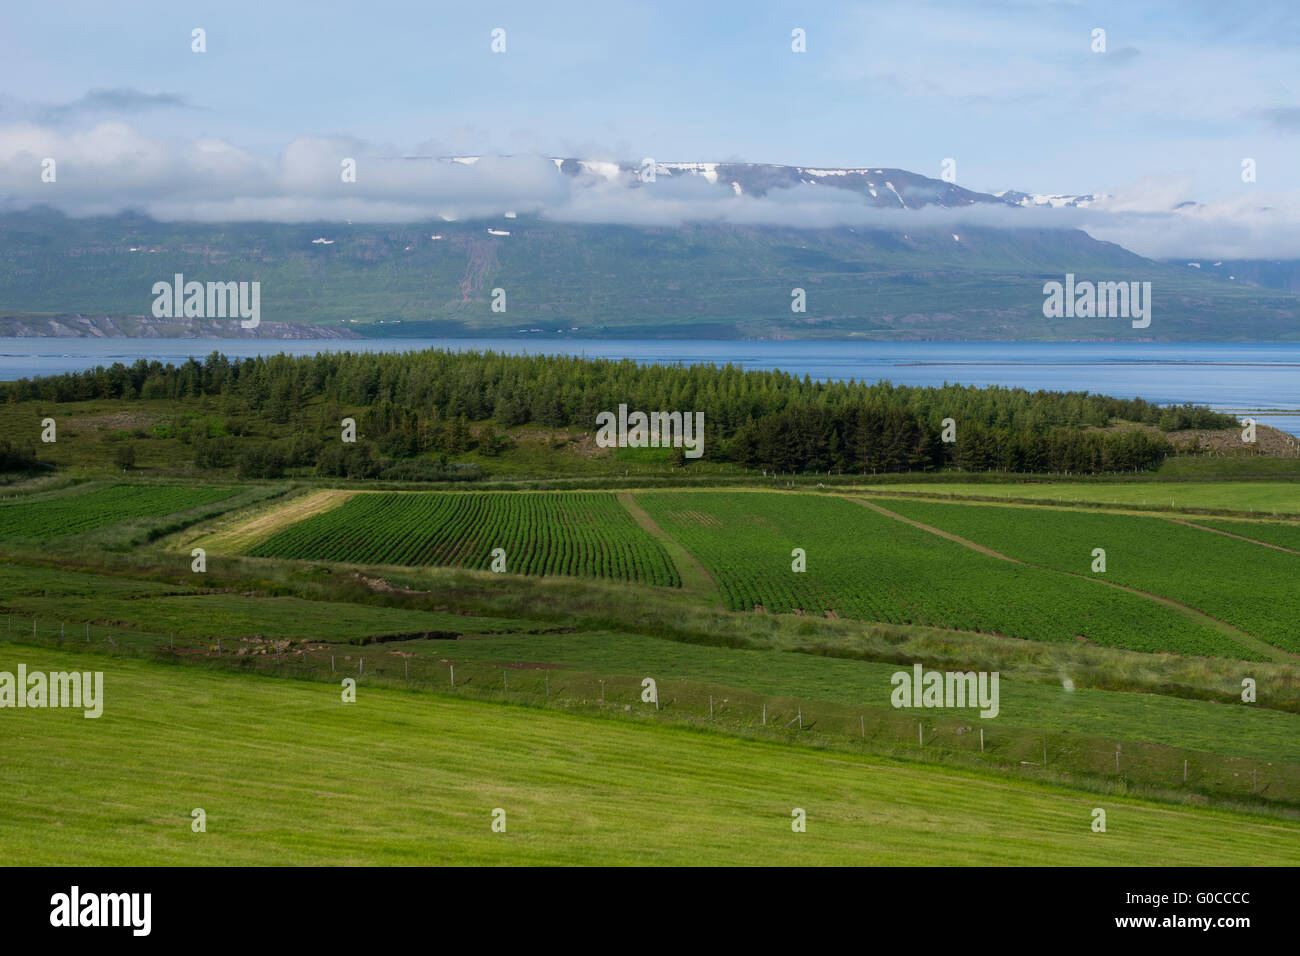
359;658;364;675
1253;768;1257;794
1115;747;1120;774
860;714;864;739
762;703;766;727
545;673;549;697
709;695;713;718
450;663;454;687
980;727;984;752
600;680;604;703
919;722;923;747
1183;759;1188;783
61;622;64;640
331;655;335;673
405;657;409;679
797;708;802;730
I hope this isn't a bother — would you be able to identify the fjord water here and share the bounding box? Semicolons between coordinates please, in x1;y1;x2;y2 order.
2;339;1297;435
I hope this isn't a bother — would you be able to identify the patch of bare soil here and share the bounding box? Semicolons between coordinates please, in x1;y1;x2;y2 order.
351;572;430;596
71;411;157;431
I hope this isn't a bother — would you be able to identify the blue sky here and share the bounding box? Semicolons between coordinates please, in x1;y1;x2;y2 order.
1;1;1297;254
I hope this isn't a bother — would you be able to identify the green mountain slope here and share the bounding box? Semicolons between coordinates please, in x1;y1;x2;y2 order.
2;208;1297;340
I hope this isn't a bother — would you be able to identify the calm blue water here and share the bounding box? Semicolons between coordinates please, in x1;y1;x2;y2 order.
2;339;1297;435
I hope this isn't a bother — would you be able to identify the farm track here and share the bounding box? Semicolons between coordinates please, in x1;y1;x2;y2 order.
618;492;722;603
851;497;1296;664
1170;518;1300;555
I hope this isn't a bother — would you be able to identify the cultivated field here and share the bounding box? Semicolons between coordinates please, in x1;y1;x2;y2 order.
636;491;1244;658
866;480;1300;514
0;482;242;539
3;475;1298;864
247;491;681;586
1190;518;1300;552
877;498;1300;657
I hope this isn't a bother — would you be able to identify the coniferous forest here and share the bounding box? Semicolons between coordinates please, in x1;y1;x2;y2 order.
1;349;1234;478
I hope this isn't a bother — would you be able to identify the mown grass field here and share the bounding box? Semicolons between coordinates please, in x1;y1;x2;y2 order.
877;498;1300;656
3;648;1297;866
248;491;681;586
866;481;1300;514
637;491;1243;658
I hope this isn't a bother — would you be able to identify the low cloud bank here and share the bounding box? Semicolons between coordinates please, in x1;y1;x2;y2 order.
2;122;1296;259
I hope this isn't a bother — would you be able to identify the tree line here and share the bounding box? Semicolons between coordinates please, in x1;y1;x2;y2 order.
1;349;1239;475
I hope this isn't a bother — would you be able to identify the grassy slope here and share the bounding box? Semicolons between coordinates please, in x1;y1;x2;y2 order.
2;592;538;643
434;631;1300;764
4;212;1299;339
3;648;1297;866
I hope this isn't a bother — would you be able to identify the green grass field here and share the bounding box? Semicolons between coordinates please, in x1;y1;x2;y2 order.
0;562;190;598
3;648;1297;865
638;491;1244;658
436;630;1300;765
876;498;1300;656
4;591;539;645
248;491;681;586
866;481;1300;514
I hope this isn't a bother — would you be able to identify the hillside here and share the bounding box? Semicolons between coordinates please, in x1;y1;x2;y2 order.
3;207;1298;340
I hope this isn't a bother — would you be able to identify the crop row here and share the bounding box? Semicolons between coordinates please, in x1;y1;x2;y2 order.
879;499;1300;655
637;491;1252;659
249;492;681;587
0;483;242;539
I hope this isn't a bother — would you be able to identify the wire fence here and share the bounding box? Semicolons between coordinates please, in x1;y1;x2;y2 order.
5;613;1298;809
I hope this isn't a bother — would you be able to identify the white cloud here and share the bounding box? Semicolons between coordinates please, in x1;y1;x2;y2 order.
2;121;1297;259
